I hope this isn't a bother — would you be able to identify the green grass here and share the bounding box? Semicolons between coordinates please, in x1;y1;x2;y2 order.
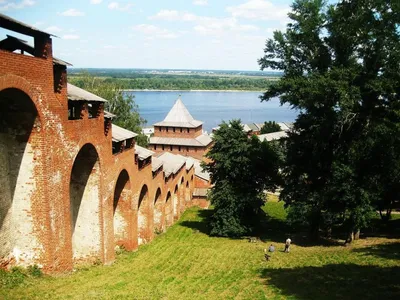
2;203;400;300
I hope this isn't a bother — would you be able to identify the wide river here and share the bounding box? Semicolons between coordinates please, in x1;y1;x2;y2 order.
129;91;298;133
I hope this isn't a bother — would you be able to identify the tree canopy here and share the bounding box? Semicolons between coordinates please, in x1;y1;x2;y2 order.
260;121;282;134
73;72;148;147
203;120;282;237
259;0;400;242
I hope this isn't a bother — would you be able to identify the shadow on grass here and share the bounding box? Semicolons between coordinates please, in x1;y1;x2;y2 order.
259;264;400;300
352;242;400;260
179;207;343;246
256;209;343;247
362;218;400;239
179;209;213;235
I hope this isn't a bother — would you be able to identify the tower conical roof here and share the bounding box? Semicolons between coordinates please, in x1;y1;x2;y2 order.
154;97;203;128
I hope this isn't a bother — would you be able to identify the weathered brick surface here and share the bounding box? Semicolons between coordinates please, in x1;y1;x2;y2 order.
0;43;196;273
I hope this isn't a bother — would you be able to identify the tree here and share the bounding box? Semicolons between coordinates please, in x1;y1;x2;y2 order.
74;72;148;147
203;120;282;237
260;121;281;134
258;0;400;242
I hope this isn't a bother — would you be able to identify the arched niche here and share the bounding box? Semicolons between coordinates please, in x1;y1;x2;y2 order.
138;184;150;245
69;143;101;261
165;191;173;227
153;188;163;233
0;88;42;265
113;169;131;249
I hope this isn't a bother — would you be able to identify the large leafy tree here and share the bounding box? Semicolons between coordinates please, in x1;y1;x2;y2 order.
72;72;148;147
203;120;282;237
259;0;400;242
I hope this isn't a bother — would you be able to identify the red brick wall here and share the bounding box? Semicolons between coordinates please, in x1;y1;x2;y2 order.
0;45;197;273
194;176;212;188
150;144;207;160
153;125;203;138
191;197;210;209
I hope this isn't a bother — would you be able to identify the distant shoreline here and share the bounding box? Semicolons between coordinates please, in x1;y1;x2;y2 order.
123;89;265;93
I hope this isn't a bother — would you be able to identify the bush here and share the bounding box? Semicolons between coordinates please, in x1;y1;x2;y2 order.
0;267;26;288
27;265;42;278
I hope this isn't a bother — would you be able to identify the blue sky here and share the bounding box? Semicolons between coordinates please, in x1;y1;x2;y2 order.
1;0;295;70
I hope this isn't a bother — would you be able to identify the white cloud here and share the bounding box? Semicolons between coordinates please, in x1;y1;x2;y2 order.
133;24;179;39
90;0;102;4
193;0;207;6
108;1;133;11
63;34;80;40
60;8;85;17
149;10;259;36
226;0;289;23
149;9;180;21
45;26;62;33
0;0;35;11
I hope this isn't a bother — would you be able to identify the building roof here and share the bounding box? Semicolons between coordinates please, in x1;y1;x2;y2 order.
278;122;293;131
192;158;210;181
155;152;187;177
0;13;55;37
242;123;252;133
151;156;163;172
104;111;116;119
0;35;71;66
258;131;288;142
149;134;212;147
135;144;154;160
112;124;138;142
67;83;107;102
193;188;208;197
154;97;203;128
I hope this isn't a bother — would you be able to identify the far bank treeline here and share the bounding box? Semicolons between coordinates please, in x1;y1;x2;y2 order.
68;73;277;91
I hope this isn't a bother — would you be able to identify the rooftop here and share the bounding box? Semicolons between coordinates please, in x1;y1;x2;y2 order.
67;83;107;102
155;152;187;177
135;144;154;160
149;134;212;147
0;13;54;38
112;124;138;142
258;131;288;142
154;97;203;128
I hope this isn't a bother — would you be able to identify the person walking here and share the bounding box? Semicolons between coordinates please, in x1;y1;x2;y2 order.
284;237;291;253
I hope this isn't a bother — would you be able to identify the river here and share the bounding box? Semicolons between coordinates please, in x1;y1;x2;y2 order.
129;91;298;133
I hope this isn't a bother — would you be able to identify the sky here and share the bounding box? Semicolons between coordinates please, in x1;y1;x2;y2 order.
0;0;295;70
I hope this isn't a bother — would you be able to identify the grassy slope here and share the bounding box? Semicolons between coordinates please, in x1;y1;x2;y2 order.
2;202;400;300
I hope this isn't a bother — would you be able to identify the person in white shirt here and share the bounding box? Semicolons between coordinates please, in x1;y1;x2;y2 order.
284;237;291;252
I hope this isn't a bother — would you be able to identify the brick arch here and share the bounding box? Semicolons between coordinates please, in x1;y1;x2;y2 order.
173;184;179;220
185;180;191;203
0;85;45;267
153;187;164;233
0;74;46;122
179;177;185;214
69;143;102;262
113;169;132;250
165;190;173;227
137;184;150;245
